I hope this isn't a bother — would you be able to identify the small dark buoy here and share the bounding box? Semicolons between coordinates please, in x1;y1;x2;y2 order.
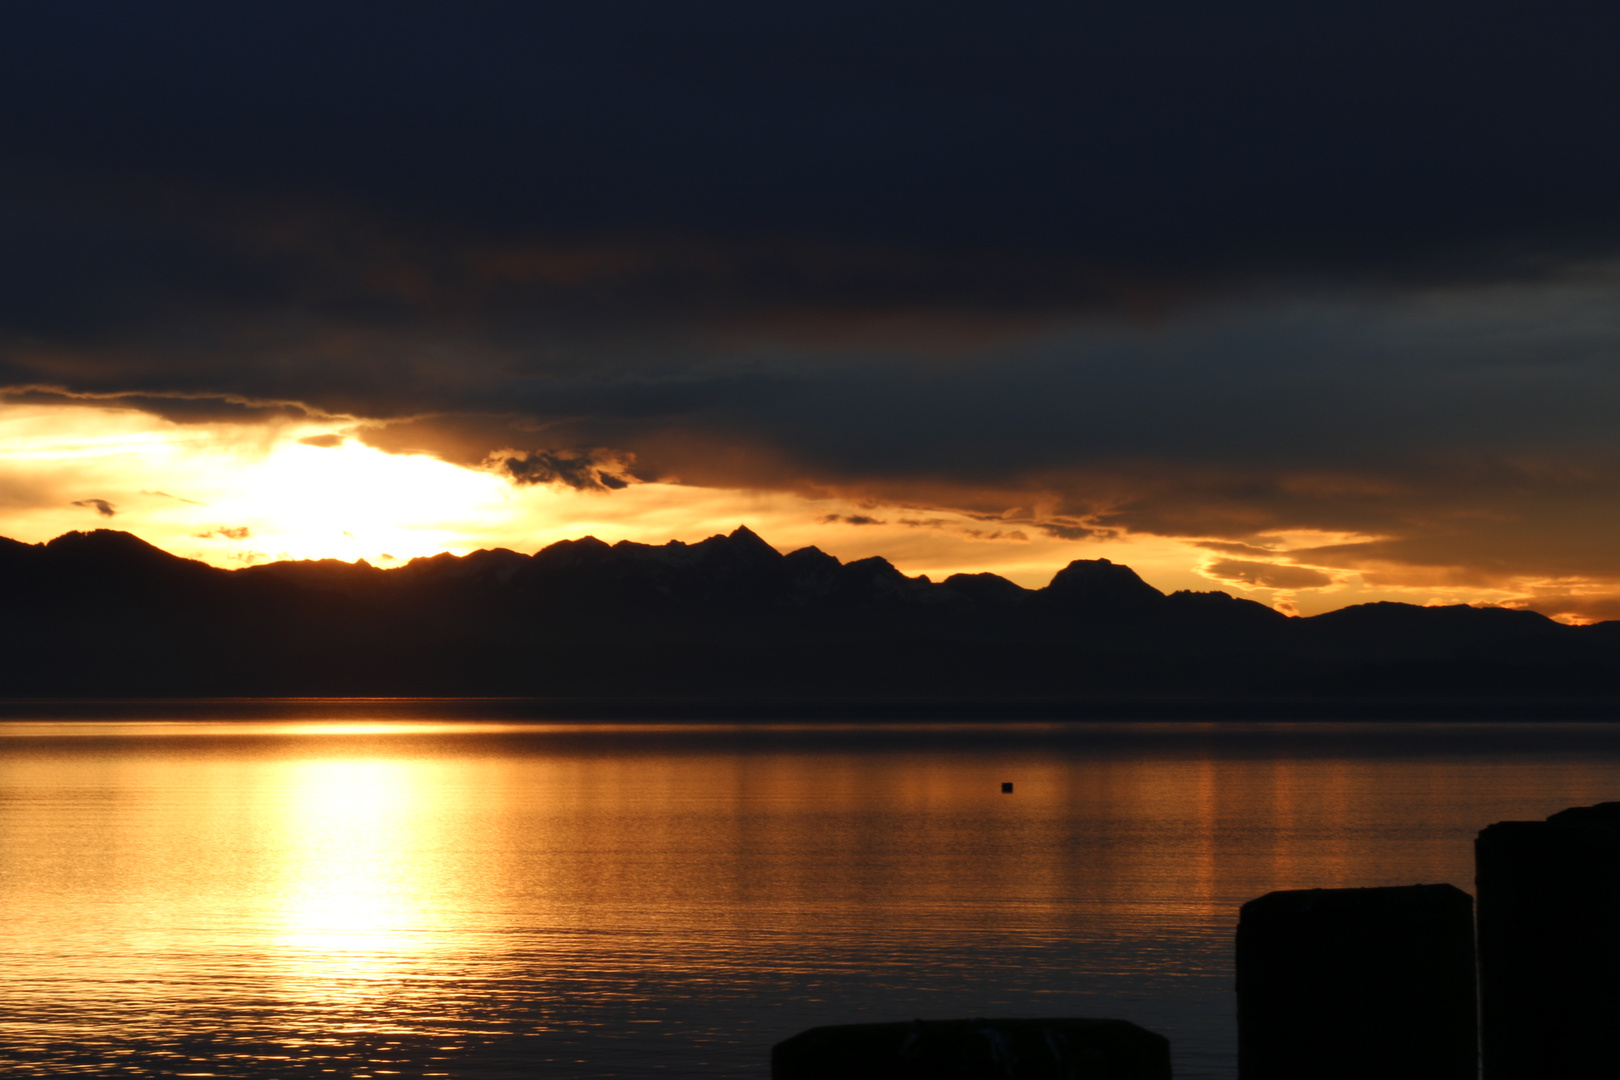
1001;782;1014;793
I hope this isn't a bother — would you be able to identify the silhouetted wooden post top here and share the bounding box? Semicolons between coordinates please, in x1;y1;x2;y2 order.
1235;883;1477;1080
1476;801;1620;1080
771;1017;1171;1080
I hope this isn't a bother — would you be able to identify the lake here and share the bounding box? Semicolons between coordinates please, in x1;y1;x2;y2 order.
2;707;1618;1078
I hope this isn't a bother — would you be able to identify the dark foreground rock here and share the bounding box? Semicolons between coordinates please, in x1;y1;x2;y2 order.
1236;883;1477;1080
1476;801;1620;1080
771;1017;1171;1080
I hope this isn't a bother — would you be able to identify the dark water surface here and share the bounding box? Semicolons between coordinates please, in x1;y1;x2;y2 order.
3;708;1619;1078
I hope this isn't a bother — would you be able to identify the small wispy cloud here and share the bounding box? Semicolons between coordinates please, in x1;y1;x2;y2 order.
141;490;206;506
1204;559;1334;591
71;498;115;517
820;513;887;526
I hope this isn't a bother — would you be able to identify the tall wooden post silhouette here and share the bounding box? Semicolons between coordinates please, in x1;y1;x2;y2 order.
1236;884;1477;1079
1476;802;1620;1079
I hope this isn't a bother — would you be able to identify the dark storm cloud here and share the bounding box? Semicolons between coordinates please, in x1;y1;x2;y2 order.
72;499;116;518
5;3;1620;596
5;3;1619;278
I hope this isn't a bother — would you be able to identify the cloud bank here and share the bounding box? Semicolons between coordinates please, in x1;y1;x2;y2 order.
4;4;1620;617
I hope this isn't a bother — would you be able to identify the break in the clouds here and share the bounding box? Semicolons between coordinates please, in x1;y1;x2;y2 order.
3;4;1620;617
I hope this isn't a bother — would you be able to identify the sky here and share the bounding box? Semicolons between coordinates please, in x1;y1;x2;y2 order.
3;3;1620;618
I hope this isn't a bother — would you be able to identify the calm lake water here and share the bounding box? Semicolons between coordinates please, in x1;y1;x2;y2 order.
2;709;1618;1079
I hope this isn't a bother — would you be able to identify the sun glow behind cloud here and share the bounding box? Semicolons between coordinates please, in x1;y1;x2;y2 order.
0;399;1164;576
0;401;507;564
0;399;1595;619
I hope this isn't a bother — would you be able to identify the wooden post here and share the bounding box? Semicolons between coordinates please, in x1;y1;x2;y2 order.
1236;883;1477;1080
772;1017;1171;1079
1476;802;1620;1079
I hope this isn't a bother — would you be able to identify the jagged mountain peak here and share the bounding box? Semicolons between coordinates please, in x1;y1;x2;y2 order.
41;528;218;579
784;544;837;563
1043;557;1165;607
588;527;784;571
942;572;1031;605
46;528;174;558
725;523;783;561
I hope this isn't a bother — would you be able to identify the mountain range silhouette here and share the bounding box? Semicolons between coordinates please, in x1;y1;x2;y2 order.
3;527;1617;712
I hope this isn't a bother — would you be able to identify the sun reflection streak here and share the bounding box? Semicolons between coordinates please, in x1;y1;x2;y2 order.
270;759;436;1001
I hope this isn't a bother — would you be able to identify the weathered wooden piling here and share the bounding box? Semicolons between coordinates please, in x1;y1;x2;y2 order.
1475;801;1620;1080
1235;883;1477;1080
771;1017;1171;1080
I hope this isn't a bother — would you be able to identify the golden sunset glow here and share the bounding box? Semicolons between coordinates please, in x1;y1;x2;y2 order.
10;10;1620;1080
0;398;1580;616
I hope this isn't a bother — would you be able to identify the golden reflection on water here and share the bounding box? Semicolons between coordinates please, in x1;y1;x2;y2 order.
271;758;438;1000
2;720;1619;1080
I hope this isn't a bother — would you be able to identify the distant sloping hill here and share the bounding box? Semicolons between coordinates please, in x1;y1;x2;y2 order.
1;527;1616;708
